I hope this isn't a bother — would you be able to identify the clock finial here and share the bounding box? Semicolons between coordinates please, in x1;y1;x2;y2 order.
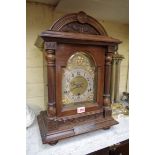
77;11;88;23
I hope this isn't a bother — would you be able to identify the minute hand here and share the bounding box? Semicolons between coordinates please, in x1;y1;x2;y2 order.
70;83;83;91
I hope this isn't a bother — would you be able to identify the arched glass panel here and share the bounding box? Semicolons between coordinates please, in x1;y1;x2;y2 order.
62;52;97;106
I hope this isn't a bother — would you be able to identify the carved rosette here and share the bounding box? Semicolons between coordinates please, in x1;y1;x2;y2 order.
77;11;88;24
45;49;56;117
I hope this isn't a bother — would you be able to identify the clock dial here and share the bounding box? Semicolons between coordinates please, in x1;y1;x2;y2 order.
62;52;96;105
70;76;88;96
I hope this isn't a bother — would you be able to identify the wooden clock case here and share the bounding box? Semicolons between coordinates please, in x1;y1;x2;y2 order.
35;11;121;145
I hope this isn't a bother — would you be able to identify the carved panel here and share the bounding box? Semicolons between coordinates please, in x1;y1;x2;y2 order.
44;42;57;50
47;112;104;131
50;11;107;35
60;22;100;35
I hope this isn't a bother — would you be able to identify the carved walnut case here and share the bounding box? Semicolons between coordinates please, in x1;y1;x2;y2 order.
35;11;121;145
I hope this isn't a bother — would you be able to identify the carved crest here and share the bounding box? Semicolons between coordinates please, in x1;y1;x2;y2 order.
50;11;108;35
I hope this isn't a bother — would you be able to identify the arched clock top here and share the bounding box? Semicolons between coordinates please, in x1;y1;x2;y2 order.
50;11;108;36
35;12;121;50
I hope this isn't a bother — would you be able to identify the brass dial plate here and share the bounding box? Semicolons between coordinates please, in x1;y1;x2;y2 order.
62;52;96;105
70;76;88;96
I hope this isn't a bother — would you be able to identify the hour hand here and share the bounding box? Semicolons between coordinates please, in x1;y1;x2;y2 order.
77;82;84;87
70;86;78;91
71;83;83;90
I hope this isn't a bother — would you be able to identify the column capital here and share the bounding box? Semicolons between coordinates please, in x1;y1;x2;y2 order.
44;42;57;50
107;45;118;53
44;50;55;66
112;52;124;60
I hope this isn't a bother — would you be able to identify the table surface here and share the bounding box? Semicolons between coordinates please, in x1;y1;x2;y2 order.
26;112;129;155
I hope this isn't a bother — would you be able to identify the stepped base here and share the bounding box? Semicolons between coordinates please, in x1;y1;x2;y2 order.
37;111;118;144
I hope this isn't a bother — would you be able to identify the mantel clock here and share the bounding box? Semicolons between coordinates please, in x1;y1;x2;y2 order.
35;11;122;145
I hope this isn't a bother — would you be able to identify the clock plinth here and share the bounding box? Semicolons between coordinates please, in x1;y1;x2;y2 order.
35;11;121;144
37;111;118;144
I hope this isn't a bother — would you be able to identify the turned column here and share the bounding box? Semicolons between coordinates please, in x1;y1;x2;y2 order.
110;57;117;104
103;46;114;117
44;49;56;117
110;52;124;103
114;56;124;102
